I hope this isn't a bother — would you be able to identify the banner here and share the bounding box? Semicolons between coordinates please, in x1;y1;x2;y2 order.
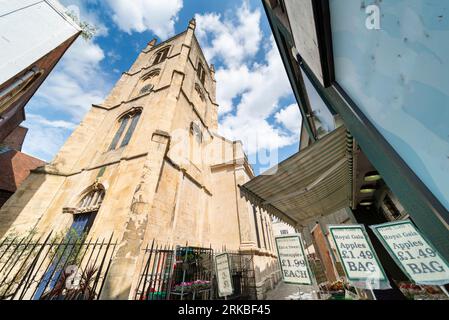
328;225;390;290
275;234;312;285
215;253;233;297
370;220;449;286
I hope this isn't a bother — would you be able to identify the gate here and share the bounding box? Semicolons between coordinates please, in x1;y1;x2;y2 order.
0;233;116;300
212;251;257;300
134;242;214;300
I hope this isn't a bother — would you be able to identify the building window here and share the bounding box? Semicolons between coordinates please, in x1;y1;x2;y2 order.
194;83;205;101
134;69;159;98
190;122;203;144
152;47;170;65
139;84;153;96
197;62;206;85
108;109;142;151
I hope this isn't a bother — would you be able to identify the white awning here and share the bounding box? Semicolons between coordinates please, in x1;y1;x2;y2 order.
240;126;353;227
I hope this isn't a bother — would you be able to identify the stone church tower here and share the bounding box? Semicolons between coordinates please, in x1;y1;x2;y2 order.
0;20;279;299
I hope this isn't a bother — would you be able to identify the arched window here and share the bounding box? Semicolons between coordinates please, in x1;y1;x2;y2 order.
78;187;105;210
152;47;170;65
108;108;142;151
139;84;153;96
195;83;205;102
134;69;159;97
190;122;203;144
197;62;206;85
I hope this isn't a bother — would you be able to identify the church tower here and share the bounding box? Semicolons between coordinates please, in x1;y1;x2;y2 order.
0;20;279;299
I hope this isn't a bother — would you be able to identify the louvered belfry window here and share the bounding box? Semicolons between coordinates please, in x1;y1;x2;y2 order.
153;47;169;65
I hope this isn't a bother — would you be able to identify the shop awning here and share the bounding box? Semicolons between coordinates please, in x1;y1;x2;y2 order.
240;126;353;227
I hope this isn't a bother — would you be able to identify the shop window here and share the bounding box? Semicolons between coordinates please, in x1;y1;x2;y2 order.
108;109;142;151
152;47;170;65
300;69;335;138
329;0;449;212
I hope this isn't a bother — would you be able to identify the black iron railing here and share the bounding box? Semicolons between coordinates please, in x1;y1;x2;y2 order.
0;233;116;300
135;242;214;300
212;251;257;300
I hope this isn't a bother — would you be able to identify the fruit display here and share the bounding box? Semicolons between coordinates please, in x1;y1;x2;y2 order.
396;282;448;300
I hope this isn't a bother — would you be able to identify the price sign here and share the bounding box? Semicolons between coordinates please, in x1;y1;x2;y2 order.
371;220;449;286
215;253;233;297
275;234;312;285
328;225;390;290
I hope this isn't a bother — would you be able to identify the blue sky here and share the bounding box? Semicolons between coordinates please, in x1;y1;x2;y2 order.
22;0;302;175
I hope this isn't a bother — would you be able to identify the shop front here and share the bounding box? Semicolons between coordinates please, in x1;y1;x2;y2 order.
249;0;449;299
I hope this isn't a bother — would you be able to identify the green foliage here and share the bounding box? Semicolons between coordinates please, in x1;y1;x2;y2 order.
65;10;98;41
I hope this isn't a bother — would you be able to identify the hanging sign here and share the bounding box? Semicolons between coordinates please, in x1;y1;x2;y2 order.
215;253;233;297
328;225;390;290
275;234;312;285
370;220;449;286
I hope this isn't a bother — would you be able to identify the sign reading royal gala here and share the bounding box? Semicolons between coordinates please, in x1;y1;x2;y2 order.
328;225;390;289
215;253;233;297
275;234;312;285
371;220;449;286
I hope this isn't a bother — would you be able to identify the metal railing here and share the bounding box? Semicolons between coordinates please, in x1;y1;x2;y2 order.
135;242;214;300
0;233;116;300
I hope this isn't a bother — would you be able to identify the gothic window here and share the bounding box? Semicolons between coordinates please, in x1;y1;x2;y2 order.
197;62;206;85
139;84;153;96
78;187;105;210
152;47;170;65
135;69;159;97
190;122;203;144
194;83;205;102
142;69;160;80
108;109;142;151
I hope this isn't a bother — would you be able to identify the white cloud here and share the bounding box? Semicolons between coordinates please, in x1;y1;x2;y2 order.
195;3;301;159
275;104;301;133
31;38;108;120
22;118;73;162
195;2;262;67
26;114;77;130
105;0;183;38
22;3;111;160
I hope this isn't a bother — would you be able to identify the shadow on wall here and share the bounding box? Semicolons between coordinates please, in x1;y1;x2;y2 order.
0;170;48;238
254;257;282;299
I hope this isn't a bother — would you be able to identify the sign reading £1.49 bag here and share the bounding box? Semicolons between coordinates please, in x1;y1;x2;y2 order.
275;234;312;285
328;225;390;290
215;253;233;297
370;220;449;286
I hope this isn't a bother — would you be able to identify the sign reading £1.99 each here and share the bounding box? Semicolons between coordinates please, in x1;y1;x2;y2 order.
215;253;233;297
275;234;312;285
370;220;449;286
328;225;390;290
